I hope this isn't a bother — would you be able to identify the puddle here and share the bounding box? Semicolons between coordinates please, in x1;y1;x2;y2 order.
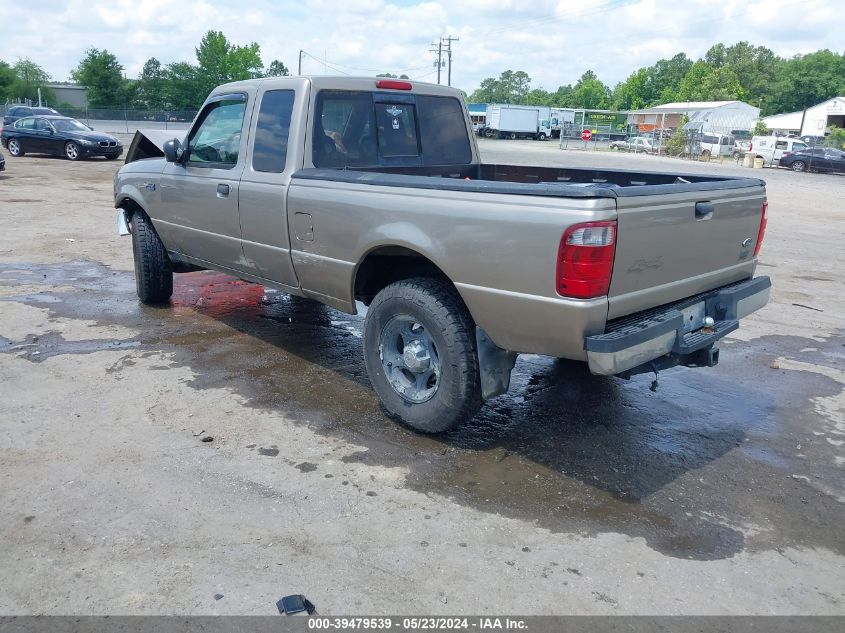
1;260;843;561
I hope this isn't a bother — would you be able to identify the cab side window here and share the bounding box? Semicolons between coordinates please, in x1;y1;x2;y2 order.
15;117;36;130
187;96;247;168
34;118;51;131
252;90;295;173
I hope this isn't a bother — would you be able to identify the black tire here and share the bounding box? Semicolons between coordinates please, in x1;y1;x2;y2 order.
131;211;173;304
65;141;81;161
509;132;517;140
106;154;119;160
791;160;806;172
537;132;547;141
363;277;482;433
7;138;24;157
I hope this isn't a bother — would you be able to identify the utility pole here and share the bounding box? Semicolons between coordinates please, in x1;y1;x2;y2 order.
441;35;459;87
429;40;444;84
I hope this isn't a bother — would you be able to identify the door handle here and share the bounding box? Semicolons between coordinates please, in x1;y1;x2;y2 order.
216;183;230;198
695;201;714;220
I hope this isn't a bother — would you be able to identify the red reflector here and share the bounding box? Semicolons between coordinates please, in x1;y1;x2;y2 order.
556;221;617;299
376;80;412;91
754;201;767;257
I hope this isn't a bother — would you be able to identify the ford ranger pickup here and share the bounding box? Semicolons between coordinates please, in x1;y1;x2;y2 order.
114;76;770;433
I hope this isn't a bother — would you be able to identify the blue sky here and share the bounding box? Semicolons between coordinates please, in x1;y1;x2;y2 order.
4;0;841;93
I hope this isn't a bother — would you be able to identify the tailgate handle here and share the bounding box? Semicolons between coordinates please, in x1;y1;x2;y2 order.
695;201;714;220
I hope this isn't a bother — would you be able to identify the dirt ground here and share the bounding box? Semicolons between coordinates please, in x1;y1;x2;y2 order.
0;141;843;615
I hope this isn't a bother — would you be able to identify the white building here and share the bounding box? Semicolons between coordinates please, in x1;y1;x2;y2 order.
762;96;845;136
627;100;760;135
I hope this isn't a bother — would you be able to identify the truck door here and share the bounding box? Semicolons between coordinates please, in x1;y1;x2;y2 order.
237;86;301;288
158;93;249;269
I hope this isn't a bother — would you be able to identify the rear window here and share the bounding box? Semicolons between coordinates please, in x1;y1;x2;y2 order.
701;134;719;144
313;91;472;167
252;89;295;173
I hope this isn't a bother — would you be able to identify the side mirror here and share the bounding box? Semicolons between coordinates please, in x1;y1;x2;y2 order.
163;138;183;163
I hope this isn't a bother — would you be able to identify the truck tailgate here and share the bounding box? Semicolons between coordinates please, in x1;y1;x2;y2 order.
608;185;765;319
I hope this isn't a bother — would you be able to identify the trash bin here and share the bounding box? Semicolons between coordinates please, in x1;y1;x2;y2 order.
753;156;764;169
742;154;754;168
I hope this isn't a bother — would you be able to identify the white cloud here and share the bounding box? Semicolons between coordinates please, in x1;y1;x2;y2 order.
2;0;841;93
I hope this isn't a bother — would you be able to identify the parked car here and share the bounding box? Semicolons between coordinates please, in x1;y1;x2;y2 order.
610;136;654;152
780;148;845;174
1;116;122;161
2;105;60;126
0;149;5;172
113;76;770;433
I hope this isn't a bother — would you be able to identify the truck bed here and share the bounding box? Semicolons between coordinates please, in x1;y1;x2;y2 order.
292;163;764;198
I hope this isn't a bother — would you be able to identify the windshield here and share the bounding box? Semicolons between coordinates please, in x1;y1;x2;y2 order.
51;119;91;132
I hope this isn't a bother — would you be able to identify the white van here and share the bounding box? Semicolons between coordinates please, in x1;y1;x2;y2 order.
750;136;808;166
698;133;736;160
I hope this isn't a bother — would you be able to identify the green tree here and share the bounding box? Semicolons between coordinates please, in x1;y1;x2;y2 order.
767;50;845;114
136;57;166;109
162;62;202;109
677;61;745;102
665;115;689;156
0;61;15;101
266;60;291;77
826;125;845;149
752;120;769;136
9;58;53;103
375;72;409;79
194;30;264;98
468;70;531;103
525;87;551;105
71;48;125;107
570;70;610;109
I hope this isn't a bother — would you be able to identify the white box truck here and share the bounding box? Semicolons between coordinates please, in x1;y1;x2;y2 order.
484;104;552;140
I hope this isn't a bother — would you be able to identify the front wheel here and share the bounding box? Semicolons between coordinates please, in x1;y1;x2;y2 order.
363;277;482;433
7;138;24;157
131;211;173;304
790;160;806;172
65;141;81;161
537;132;547;141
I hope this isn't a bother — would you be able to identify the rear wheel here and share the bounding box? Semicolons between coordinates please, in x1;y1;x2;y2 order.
131;211;173;304
363;277;482;433
7;138;23;157
64;141;80;161
509;132;517;140
790;160;806;172
701;149;711;161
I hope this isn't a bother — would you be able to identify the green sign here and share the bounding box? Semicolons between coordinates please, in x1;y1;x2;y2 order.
574;111;628;132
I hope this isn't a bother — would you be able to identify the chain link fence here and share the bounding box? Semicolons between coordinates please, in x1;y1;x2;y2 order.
1;104;197;135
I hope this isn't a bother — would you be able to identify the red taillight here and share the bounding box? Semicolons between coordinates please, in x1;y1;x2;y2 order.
556;220;617;299
754;201;768;257
748;143;752;151
376;80;412;90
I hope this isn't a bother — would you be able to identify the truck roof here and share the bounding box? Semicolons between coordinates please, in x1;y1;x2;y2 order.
211;75;464;99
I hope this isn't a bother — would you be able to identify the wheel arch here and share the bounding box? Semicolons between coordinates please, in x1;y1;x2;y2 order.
353;244;454;307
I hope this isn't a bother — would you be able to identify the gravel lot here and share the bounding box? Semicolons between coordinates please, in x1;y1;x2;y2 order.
0;140;843;615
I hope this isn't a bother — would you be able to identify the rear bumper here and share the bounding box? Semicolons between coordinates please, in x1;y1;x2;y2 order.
584;276;771;376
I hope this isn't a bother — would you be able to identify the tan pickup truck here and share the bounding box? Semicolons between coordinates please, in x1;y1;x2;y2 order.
115;76;770;433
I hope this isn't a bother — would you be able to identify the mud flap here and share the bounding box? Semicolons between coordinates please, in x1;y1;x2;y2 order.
476;327;517;400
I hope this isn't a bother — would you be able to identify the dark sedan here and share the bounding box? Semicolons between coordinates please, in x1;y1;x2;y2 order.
3;105;60;126
780;148;845;174
0;149;5;172
1;116;123;161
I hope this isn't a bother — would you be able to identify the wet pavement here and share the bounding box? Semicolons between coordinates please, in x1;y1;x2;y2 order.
2;260;843;565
